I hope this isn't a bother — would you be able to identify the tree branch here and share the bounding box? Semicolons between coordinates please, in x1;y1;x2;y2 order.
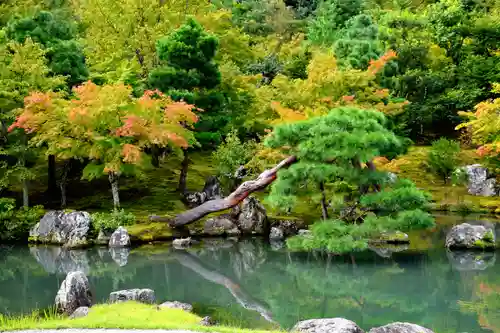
150;155;297;227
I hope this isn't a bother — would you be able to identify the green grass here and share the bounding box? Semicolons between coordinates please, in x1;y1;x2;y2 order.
0;302;282;333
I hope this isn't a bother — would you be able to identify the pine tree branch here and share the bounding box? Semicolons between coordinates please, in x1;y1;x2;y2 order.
150;155;298;227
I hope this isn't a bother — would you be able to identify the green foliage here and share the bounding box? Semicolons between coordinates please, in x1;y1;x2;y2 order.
0;197;44;241
427;138;461;184
91;209;136;232
212;131;256;179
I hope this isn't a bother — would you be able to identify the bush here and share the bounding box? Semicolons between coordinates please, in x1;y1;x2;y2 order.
91;209;136;232
428;138;461;184
0;198;44;242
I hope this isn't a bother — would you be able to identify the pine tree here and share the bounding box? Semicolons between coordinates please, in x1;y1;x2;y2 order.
265;107;434;253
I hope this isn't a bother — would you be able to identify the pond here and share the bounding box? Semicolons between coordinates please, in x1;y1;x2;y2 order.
0;215;499;332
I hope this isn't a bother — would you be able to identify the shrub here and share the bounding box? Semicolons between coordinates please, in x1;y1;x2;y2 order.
0;198;45;242
91;209;136;232
428;138;461;184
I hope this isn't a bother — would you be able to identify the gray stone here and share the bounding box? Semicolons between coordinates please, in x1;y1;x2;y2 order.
109;288;155;304
29;211;91;248
445;223;496;249
369;244;409;258
270;218;304;237
293;318;364;333
184;176;222;208
69;306;90;319
235;196;267;234
465;164;498;196
199;316;215;326
108;227;131;248
368;322;434;333
172;237;192;248
447;250;496;271
159;301;193;312
55;271;93;315
386;172;398;184
96;230;113;246
270;239;285;250
269;227;284;240
203;215;241;236
109;247;130;267
298;229;312;238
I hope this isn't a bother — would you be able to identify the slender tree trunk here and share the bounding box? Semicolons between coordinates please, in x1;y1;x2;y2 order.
151;145;160;168
178;149;189;193
109;171;120;209
319;182;329;220
48;155;57;201
22;179;29;207
59;160;71;208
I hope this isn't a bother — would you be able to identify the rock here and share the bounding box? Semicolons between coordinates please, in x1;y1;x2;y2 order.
445;223;496;249
293;318;364;333
172;237;192;248
109;288;155;304
29;211;91;248
109;226;131;248
109;247;130;266
270;218;304;237
368;322;434;333
159;301;193;312
235;196;267;234
184;176;223;207
69;306;90;319
369;244;409;258
464;164;498;196
55;271;93;315
373;231;409;244
269;227;284;240
298;229;312;238
386;172;398;184
447;250;496;271
30;246;90;274
200;316;215;326
204;215;241;236
96;229;113;246
270;239;285;250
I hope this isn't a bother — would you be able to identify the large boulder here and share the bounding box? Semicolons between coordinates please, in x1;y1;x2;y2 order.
446;250;496;271
293;318;364;333
464;164;498;196
203;215;241;236
368;322;434;333
55;271;93;315
109;288;155;304
184;176;223;208
445;223;496;249
29;211;91;248
235;196;268;234
109;226;131;247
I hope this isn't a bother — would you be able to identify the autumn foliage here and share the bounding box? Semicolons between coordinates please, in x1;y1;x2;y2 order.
10;81;198;175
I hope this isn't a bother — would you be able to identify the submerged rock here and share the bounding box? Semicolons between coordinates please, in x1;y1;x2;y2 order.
447;250;496;271
158;300;193;312
69;306;90;319
172;237;193;248
55;271;93;315
204;215;241;236
464;164;497;196
368;322;434;333
235;196;268;234
109;288;155;304
29;211;91;248
445;223;496;249
293;318;364;333
109;226;131;248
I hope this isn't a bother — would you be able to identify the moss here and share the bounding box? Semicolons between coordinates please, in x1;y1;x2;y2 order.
0;302;281;333
127;222;174;243
376;231;409;243
472;239;496;249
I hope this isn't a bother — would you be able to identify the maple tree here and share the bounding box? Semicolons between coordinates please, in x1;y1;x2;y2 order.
10;81;198;208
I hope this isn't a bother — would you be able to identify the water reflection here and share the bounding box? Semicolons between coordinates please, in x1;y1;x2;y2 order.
0;237;498;332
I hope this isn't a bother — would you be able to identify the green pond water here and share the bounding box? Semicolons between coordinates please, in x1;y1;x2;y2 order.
0;215;499;332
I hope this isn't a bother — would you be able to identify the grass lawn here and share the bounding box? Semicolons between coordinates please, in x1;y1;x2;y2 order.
0;302;282;333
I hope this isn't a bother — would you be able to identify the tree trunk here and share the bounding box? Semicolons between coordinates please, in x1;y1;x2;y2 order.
151;155;298;227
178;149;189;193
59;160;71;208
109;172;120;209
151;145;160;168
319;182;329;220
22;179;29;207
48;155;57;201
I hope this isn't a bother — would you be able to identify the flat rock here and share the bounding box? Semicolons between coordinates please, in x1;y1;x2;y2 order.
445;223;496;249
293;318;364;333
109;227;131;248
158;301;193;312
109;288;155;304
29;211;91;248
69;306;90;319
172;238;192;249
55;271;93;315
368;322;434;333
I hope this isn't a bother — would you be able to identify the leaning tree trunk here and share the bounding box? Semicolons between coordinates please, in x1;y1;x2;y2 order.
177;149;189;193
22;179;29;207
108;171;120;209
47;155;57;201
151;155;298;227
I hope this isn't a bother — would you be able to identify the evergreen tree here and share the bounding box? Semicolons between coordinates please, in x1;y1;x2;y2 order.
265;107;434;253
